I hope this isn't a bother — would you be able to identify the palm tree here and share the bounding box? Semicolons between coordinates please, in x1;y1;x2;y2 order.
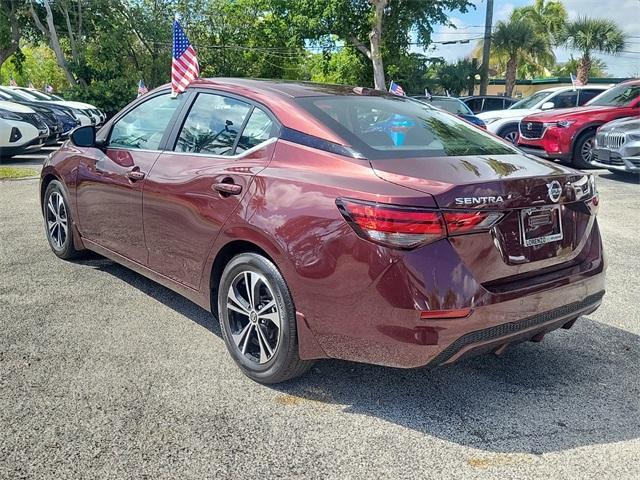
491;18;551;97
512;0;567;42
560;17;627;84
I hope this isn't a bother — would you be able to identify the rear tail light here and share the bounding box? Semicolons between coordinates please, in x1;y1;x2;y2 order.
337;198;504;249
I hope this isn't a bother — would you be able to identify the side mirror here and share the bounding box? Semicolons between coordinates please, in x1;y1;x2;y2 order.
541;101;555;110
70;125;96;147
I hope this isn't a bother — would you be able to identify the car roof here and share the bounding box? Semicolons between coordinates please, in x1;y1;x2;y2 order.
190;78;376;99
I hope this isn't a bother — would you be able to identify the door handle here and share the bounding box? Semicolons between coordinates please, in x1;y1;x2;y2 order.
213;182;242;196
126;169;146;181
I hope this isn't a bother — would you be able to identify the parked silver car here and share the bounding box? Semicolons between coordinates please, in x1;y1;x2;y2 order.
593;117;640;176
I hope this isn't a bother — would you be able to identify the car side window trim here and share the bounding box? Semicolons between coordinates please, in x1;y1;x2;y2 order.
160;136;278;160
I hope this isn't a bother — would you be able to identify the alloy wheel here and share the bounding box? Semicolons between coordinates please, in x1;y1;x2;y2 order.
46;192;68;250
581;137;595;165
226;271;281;364
504;131;518;144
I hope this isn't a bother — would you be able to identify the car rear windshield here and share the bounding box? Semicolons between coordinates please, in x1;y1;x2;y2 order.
296;95;516;159
587;84;640;107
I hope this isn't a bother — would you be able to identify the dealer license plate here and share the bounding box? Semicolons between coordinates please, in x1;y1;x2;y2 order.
519;205;563;247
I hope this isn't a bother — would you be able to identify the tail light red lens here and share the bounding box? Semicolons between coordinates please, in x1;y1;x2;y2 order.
337;199;446;248
337;199;504;249
443;211;504;234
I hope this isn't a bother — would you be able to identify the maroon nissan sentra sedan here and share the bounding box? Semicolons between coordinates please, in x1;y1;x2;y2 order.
40;79;605;383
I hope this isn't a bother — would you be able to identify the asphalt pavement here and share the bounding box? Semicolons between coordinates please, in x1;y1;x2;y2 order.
0;166;638;479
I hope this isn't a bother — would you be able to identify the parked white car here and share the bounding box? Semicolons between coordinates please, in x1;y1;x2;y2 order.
0;100;49;159
3;87;104;127
477;85;610;143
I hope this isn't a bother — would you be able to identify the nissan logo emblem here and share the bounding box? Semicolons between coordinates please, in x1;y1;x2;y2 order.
547;180;562;203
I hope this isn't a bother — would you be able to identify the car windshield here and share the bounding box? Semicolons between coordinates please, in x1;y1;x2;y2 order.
297;95;516;159
586;84;640;107
9;89;40;101
413;96;472;115
21;89;57;101
509;91;552;109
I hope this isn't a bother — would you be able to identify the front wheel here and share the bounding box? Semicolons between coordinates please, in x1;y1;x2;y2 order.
43;180;84;259
217;253;313;384
499;124;519;144
572;131;596;169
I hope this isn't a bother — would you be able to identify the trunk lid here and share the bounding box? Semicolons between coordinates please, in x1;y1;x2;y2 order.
370;154;597;284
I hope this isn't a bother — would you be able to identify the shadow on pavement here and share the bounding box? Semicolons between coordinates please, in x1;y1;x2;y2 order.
598;172;640;185
83;256;640;455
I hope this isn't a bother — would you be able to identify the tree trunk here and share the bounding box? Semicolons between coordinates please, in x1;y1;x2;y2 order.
369;0;387;90
0;1;20;69
504;56;517;97
577;54;591;85
29;0;77;86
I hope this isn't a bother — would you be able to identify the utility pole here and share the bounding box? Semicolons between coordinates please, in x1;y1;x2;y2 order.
479;0;494;95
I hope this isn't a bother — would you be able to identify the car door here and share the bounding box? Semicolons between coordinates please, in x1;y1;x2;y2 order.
143;91;279;289
75;91;185;264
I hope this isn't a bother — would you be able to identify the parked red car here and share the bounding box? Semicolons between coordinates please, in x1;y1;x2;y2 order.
517;79;640;168
41;79;605;383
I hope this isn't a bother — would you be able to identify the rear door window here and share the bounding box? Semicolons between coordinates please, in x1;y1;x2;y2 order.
235;108;278;153
174;92;251;155
483;98;505;111
578;89;604;105
465;98;483;113
550;91;578;108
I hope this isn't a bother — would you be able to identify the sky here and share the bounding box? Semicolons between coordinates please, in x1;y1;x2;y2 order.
414;0;640;77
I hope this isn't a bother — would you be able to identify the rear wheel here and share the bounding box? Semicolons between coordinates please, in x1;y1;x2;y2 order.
499;124;519;144
43;180;83;259
217;253;312;384
572;131;596;169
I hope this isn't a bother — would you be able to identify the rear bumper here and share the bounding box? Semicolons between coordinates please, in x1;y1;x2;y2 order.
427;291;604;367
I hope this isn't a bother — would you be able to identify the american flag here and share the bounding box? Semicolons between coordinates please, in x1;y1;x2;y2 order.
9;76;17;87
137;79;149;97
45;84;54;93
389;80;405;96
172;19;199;96
570;73;584;90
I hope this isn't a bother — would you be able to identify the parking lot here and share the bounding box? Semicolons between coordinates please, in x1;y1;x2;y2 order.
1;159;639;479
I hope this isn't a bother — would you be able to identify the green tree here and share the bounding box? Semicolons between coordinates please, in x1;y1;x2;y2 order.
492;17;552;96
511;0;567;42
434;59;478;96
559;17;627;84
280;0;472;90
552;55;608;78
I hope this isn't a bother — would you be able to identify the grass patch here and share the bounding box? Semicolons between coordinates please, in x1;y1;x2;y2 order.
0;167;39;179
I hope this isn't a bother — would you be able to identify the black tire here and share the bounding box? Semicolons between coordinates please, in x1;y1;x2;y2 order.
572;130;596;169
217;252;313;384
498;124;519;144
43;180;83;260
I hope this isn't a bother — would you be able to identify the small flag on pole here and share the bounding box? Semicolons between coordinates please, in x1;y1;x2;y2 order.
172;17;199;97
45;84;54;93
28;81;35;89
570;73;584;90
9;76;17;87
389;80;405;96
137;80;149;97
